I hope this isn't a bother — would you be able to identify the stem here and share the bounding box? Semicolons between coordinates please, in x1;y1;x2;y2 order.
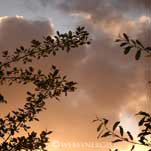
104;124;151;147
1;47;42;68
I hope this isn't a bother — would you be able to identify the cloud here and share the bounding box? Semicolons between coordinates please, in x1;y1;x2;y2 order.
0;1;151;144
0;2;150;120
58;0;151;18
49;2;151;119
112;0;151;16
23;0;57;11
58;0;115;22
0;16;53;50
0;15;89;108
0;16;54;112
19;0;151;118
37;0;56;7
73;32;145;113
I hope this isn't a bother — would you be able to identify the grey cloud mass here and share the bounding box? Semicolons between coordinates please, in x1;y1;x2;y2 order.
57;0;151;21
58;0;151;13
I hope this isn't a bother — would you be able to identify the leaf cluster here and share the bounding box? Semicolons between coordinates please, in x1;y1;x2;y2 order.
0;26;90;150
116;33;151;60
94;111;151;151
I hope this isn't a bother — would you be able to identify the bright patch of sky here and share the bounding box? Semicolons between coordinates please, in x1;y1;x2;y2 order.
119;112;140;138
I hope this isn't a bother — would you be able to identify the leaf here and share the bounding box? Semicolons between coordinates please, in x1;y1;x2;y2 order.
127;131;133;140
103;118;108;125
119;126;124;136
92;119;98;123
53;51;56;56
0;70;4;79
81;26;85;30
130;145;135;151
56;31;60;36
138;117;145;126
136;111;150;117
29;66;33;72
20;46;24;50
47;131;53;134
124;46;132;55
68;31;72;37
113;121;120;131
123;33;129;42
136;40;144;48
131;40;136;45
146;54;151;58
138;132;151;137
139;137;146;145
97;130;104;139
53;69;59;76
52;65;56;70
135;50;141;60
97;123;103;132
120;43;127;47
34;118;39;121
101;131;111;137
112;139;123;143
145;47;151;51
0;94;4;102
115;39;121;42
27;91;32;95
123;138;129;141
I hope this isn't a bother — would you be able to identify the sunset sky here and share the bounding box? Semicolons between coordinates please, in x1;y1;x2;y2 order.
0;0;151;151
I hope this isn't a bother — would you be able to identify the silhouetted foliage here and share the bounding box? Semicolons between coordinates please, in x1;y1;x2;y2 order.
116;33;151;60
94;35;151;151
0;26;90;151
94;111;151;151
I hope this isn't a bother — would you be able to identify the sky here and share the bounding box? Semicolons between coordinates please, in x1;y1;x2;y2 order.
0;0;151;151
